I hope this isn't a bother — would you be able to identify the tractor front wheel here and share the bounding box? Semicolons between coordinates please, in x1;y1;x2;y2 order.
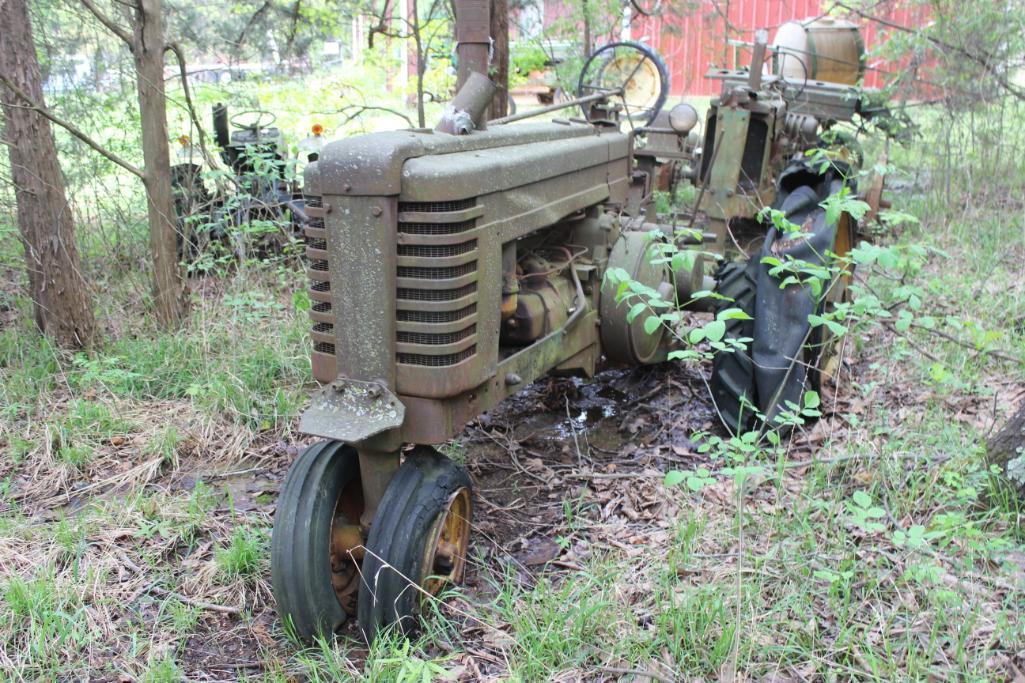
271;440;364;641
357;447;473;642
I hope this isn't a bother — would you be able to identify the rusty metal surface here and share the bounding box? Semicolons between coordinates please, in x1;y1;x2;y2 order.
316;122;597;196
400;132;616;201
600;231;673;365
356;447;401;529
398;308;601;444
436;72;496;135
454;0;489;89
325;196;397;388
299;379;405;443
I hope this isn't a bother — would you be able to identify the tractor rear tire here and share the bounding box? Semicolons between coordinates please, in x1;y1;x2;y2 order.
709;260;759;434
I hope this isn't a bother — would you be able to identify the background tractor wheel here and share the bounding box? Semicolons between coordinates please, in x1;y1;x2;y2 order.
577;41;669;126
358;447;472;642
271;440;364;642
709;260;759;434
805;209;858;391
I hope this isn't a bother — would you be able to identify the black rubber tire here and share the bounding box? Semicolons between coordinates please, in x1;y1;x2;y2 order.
577;41;670;126
709;260;758;434
358;447;472;642
271;440;360;642
171;163;211;263
804;212;857;394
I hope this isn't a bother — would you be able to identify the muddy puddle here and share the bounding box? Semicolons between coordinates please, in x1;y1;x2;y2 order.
460;363;714;579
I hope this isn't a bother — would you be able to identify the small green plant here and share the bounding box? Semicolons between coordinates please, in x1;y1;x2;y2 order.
144;425;183;466
58;444;93;469
165;598;199;635
141;654;182;683
3;571;91;673
664;466;715;492
365;635;456;682
846;490;886;534
215;526;267;581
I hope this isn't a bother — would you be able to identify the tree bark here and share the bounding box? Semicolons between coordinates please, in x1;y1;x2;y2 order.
408;0;426;127
987;402;1025;502
131;0;188;328
489;0;509;118
0;0;97;348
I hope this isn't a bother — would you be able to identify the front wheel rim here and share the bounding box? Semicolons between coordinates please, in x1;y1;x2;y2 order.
329;476;364;616
420;487;472;597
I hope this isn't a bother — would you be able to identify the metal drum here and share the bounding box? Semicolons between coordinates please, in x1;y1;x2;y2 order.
772;17;865;85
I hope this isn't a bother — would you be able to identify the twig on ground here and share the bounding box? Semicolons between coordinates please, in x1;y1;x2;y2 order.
110;544;242;615
911;322;1020;364
599;666;674;682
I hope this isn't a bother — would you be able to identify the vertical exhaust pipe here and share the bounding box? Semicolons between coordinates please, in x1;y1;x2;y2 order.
436;0;496;134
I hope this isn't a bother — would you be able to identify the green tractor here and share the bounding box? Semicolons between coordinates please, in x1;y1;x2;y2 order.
270;18;895;644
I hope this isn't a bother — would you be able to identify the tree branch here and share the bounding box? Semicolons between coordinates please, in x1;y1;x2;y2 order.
164;42;222;172
79;0;133;46
285;0;302;55
235;0;274;51
0;70;144;179
831;0;1025;103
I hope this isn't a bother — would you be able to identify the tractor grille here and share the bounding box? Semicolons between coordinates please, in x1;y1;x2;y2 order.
397;262;477;280
397;283;477;302
397;303;477;323
397;240;477;258
397;325;477;346
395;220;476;236
396;198;480;368
397;347;477;367
305;194;335;373
399;198;476;213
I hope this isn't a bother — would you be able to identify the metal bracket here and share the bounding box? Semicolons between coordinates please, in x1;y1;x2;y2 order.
299;378;405;444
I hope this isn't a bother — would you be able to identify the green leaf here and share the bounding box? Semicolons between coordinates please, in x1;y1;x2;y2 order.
803;391;820;409
852;490;872;509
664;470;686;487
626;303;646;323
642;316;661;335
688;327;706;344
717;307;752;321
814;569;840;583
825;319;847;336
704;320;726;343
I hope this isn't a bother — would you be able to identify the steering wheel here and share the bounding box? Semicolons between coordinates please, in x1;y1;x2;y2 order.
230;109;277;131
577;41;669;126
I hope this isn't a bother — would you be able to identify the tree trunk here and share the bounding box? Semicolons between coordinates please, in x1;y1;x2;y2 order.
582;0;592;60
131;0;188;328
0;0;97;348
489;0;509;118
987;402;1025;502
409;0;426;128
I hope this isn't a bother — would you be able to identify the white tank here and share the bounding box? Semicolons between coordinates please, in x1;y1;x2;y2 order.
772;17;865;85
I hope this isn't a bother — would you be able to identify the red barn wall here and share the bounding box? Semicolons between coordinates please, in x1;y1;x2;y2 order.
538;1;927;96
